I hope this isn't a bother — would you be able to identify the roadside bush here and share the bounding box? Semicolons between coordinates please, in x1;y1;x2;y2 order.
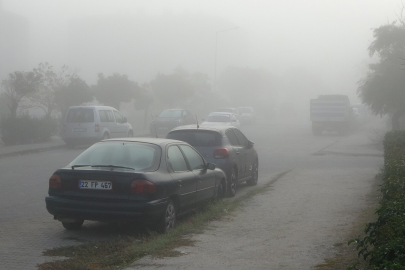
0;114;58;145
350;131;405;270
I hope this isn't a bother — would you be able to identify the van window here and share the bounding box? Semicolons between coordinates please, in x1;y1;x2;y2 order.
67;108;94;123
113;111;124;123
99;110;115;122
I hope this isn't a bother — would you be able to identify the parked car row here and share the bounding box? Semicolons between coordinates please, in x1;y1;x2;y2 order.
47;105;258;233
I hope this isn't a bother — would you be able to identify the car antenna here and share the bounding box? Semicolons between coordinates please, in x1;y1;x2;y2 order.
195;114;199;129
151;111;158;138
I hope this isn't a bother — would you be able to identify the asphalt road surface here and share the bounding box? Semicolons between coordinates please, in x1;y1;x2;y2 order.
0;118;385;270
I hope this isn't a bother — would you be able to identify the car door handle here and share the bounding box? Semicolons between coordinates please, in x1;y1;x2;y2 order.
236;151;240;155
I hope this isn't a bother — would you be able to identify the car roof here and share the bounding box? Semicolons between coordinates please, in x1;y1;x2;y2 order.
102;137;186;146
169;125;236;134
68;105;117;110
208;112;233;116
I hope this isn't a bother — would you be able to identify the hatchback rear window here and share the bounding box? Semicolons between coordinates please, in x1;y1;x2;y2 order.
66;108;94;123
167;130;221;147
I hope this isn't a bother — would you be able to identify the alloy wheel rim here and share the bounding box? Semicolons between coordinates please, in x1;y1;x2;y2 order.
230;171;236;193
165;204;176;230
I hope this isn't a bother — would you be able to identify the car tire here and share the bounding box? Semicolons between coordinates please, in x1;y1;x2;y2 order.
102;133;110;140
157;199;177;233
228;167;237;197
62;220;84;230
128;130;133;137
246;161;258;186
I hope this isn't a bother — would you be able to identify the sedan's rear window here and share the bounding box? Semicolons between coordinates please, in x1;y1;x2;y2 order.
66;108;94;123
69;142;161;171
167;130;221;147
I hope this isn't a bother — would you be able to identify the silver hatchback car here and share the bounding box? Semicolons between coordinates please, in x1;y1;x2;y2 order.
62;106;133;148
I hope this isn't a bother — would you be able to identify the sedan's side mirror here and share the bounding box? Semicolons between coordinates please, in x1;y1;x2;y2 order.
248;140;254;149
123;116;128;123
206;162;216;170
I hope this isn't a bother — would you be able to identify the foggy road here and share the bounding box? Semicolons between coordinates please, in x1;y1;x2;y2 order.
0;119;384;269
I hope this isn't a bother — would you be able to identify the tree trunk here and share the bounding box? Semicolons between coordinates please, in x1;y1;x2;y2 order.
391;108;405;131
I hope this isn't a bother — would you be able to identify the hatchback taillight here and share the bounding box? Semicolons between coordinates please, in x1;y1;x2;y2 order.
95;124;100;132
49;174;62;188
130;179;156;193
214;147;230;159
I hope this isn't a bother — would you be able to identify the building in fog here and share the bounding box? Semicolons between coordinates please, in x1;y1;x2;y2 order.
0;0;30;80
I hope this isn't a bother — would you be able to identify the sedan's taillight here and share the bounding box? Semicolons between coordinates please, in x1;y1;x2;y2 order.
214;147;230;159
49;174;62;188
130;179;156;193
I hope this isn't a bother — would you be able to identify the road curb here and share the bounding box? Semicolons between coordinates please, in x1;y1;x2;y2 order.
0;144;67;159
0;132;150;159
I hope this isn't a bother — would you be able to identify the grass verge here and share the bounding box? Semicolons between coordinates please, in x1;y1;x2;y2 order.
39;171;290;270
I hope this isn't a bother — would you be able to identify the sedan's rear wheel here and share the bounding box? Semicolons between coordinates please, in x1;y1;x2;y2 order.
157;199;177;233
228;167;237;197
246;161;258;186
62;220;84;230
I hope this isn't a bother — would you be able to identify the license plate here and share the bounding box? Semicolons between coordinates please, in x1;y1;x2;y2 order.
79;180;112;190
73;128;86;132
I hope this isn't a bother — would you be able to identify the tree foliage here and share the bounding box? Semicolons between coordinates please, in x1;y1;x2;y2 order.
1;71;41;118
93;73;138;110
31;62;73;117
150;68;194;107
358;23;405;129
55;76;93;119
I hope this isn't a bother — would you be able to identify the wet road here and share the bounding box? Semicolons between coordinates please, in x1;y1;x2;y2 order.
0;119;384;269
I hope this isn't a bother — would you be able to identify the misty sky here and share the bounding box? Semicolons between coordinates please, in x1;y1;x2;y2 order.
2;0;403;102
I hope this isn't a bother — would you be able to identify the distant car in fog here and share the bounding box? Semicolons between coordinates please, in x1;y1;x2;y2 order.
213;108;240;119
237;107;255;125
150;109;197;137
201;112;240;128
62;106;133;148
166;125;258;197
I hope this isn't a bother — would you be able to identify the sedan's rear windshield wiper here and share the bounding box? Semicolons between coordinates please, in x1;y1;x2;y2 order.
71;165;135;170
90;165;135;170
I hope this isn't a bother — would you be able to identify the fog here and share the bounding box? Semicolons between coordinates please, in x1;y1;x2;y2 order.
0;0;401;118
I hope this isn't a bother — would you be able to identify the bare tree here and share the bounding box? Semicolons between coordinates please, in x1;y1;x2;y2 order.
30;62;75;118
1;71;40;118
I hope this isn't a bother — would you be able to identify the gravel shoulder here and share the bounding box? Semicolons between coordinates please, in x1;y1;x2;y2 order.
126;126;383;270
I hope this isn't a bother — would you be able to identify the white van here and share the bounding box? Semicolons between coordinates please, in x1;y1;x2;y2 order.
62;106;133;148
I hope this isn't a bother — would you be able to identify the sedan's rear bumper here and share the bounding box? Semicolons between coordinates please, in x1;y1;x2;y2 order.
45;196;168;222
